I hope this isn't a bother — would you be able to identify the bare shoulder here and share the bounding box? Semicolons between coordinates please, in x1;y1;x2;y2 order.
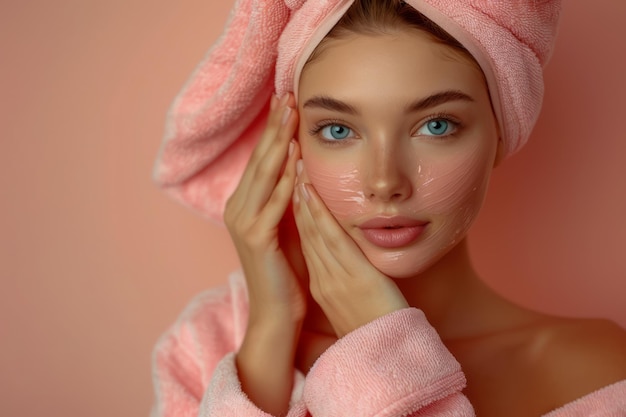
446;308;626;415
533;316;626;404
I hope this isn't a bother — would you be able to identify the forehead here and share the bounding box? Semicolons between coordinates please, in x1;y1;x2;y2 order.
298;29;488;103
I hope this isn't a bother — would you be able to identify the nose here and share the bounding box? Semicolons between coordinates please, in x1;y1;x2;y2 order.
362;139;413;202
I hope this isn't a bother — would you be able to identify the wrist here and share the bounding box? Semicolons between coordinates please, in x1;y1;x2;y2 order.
247;302;306;327
245;310;303;345
236;317;302;416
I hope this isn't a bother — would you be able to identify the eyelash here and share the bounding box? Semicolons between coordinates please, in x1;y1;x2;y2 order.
415;112;463;138
308;113;463;145
308;119;355;146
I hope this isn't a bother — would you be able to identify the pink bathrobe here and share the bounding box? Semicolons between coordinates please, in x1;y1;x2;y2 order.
150;271;626;416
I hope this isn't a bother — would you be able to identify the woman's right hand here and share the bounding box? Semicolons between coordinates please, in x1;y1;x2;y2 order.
224;93;303;416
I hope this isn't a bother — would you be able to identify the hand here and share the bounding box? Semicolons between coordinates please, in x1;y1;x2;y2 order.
224;93;305;323
225;93;304;416
293;162;409;338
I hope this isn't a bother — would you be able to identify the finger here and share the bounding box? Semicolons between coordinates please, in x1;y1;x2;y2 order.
258;140;301;229
250;93;295;162
233;95;298;213
237;94;294;190
226;94;285;215
295;157;313;192
293;185;354;303
293;184;359;337
295;182;359;275
244;105;297;209
296;183;409;334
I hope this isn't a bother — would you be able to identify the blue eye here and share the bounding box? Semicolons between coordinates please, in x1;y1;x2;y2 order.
417;118;456;136
320;124;354;140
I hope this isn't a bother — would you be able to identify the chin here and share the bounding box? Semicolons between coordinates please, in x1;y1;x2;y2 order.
358;237;460;279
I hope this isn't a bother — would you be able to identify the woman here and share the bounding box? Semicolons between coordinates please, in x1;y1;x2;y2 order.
151;1;626;415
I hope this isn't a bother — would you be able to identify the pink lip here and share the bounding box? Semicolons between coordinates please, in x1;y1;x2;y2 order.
358;216;428;248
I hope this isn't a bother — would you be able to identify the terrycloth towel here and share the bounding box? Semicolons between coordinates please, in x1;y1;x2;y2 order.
153;0;562;221
150;270;626;416
151;271;475;417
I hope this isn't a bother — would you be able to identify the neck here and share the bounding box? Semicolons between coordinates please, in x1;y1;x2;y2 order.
304;238;532;341
394;239;510;341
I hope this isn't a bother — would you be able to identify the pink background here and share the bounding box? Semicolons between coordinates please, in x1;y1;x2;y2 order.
1;1;624;416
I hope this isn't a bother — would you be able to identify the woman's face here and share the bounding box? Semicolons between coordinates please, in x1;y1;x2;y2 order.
297;28;499;278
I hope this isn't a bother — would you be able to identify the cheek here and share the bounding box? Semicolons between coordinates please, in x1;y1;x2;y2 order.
301;155;366;219
371;149;494;278
419;146;494;240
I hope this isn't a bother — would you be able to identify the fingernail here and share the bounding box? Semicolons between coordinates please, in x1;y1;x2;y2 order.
281;107;292;125
296;159;303;176
288;140;294;156
300;183;310;201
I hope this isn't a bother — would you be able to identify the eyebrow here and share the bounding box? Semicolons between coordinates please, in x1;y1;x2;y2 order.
406;90;475;113
302;95;359;115
302;90;475;115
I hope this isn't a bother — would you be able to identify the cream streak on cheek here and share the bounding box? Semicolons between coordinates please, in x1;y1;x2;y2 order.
362;145;492;278
301;141;495;279
304;163;367;219
417;145;489;215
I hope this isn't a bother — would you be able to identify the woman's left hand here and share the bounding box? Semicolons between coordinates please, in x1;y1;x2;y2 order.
292;161;409;338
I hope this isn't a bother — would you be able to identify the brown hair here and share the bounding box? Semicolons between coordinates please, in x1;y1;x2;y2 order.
306;0;476;67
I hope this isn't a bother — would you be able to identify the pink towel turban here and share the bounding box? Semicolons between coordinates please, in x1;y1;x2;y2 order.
154;0;562;222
